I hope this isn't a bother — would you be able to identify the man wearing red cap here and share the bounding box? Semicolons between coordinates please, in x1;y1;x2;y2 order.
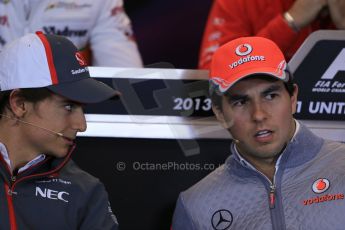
172;36;345;229
0;32;119;229
199;0;345;69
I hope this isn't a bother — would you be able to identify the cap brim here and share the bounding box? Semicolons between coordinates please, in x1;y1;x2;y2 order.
214;67;288;93
47;78;121;103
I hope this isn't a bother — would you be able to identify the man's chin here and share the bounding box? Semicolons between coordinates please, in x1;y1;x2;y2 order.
47;149;69;158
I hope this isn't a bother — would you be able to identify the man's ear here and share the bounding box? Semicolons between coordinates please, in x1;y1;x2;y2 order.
9;89;27;117
291;84;299;114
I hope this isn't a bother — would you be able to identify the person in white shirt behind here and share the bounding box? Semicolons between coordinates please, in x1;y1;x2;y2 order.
0;0;143;67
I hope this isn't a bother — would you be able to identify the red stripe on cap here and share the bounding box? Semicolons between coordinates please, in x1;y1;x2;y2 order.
35;32;59;84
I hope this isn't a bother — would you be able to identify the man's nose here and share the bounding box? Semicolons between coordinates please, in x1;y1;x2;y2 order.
251;101;268;122
72;108;87;132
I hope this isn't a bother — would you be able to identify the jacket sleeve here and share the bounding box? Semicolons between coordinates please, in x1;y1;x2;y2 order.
198;0;298;69
89;0;143;67
171;194;196;230
78;181;119;230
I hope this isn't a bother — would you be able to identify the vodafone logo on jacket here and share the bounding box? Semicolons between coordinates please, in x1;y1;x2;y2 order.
302;178;344;206
312;178;330;194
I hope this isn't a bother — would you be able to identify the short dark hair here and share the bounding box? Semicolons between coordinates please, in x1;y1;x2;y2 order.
0;87;53;117
210;71;296;110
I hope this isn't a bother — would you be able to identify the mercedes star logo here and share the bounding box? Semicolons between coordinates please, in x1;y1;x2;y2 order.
211;209;233;230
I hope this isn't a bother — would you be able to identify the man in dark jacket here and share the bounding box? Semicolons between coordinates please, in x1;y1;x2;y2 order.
0;32;119;229
173;36;345;229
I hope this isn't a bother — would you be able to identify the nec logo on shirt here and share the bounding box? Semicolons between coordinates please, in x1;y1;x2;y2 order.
35;187;69;203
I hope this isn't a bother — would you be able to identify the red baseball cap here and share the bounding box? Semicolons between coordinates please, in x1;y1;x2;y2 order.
210;36;288;93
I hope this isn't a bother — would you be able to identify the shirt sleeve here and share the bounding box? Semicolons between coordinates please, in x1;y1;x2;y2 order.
198;0;298;69
78;181;119;230
89;0;143;67
171;194;196;230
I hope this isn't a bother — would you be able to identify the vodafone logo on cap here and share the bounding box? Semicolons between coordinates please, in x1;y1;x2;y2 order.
312;178;330;194
235;44;252;56
229;43;265;69
75;52;87;66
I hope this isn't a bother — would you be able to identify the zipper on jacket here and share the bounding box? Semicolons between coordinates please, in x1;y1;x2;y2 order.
7;187;17;196
4;183;18;230
233;142;286;229
254;168;277;209
269;184;276;209
8;171;18;195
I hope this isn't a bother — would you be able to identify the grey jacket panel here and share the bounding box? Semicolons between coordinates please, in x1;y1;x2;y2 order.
172;123;345;230
0;149;119;230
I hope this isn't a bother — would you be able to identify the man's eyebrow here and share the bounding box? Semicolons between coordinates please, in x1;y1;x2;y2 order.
225;93;248;102
225;83;283;101
58;98;83;105
262;84;283;95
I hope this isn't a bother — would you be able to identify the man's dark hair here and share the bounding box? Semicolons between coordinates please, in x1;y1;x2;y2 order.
0;88;52;117
210;71;296;110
